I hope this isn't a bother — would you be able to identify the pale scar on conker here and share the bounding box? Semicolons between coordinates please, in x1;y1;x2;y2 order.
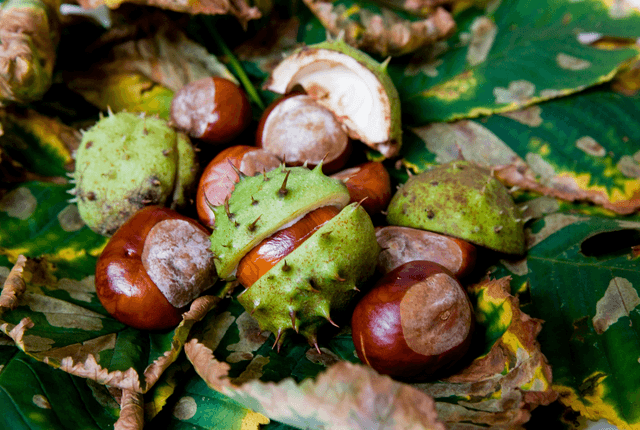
142;218;217;308
399;272;473;357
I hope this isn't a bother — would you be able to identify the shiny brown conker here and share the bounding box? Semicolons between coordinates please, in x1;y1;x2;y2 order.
195;145;281;228
351;260;474;381
170;77;252;145
95;206;216;330
375;226;477;278
236;206;340;288
331;161;392;216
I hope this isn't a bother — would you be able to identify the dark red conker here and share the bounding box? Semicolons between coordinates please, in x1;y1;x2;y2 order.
351;260;474;381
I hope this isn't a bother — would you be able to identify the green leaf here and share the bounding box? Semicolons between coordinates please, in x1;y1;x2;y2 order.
388;0;640;124
148;368;270;429
0;182;219;393
520;214;640;429
0;347;119;430
0;109;80;178
398;84;640;214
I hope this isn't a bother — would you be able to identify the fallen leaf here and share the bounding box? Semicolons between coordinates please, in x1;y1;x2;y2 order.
76;0;261;28
414;277;557;428
186;333;447;430
303;0;456;57
0;0;60;105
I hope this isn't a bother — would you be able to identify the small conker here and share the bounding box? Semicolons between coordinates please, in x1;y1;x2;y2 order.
170;77;252;145
331;161;391;215
256;93;351;174
376;226;477;278
351;260;474;381
95;206;217;330
196;145;281;227
236;205;340;288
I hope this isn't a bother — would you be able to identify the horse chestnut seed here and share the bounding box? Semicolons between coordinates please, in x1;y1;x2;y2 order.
331;161;391;216
196;145;280;227
170;77;252;145
95;206;217;330
351;260;474;381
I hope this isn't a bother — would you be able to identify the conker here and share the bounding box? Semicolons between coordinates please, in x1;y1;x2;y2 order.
256;93;351;174
351;260;474;381
331;161;391;215
196;145;281;227
170;77;252;145
376;226;477;278
95;206;216;330
236;206;340;288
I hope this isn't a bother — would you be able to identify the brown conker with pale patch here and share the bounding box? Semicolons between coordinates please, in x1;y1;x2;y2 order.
170;77;252;145
376;226;477;279
256;93;351;174
95;206;217;330
196;145;281;228
351;260;474;381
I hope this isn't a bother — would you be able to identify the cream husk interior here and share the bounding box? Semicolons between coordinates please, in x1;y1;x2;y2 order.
267;50;391;145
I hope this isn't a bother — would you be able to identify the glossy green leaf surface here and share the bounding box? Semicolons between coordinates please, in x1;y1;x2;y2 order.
387;0;640;124
397;84;640;214
521;215;640;429
2;0;640;428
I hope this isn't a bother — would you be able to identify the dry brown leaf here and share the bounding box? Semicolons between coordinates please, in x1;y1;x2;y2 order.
0;0;61;105
0;254;27;311
234;14;302;75
303;0;455;57
413;277;558;428
186;332;447;430
114;389;145;430
76;0;261;29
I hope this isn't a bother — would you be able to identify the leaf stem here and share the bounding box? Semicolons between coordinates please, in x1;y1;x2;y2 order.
203;18;265;111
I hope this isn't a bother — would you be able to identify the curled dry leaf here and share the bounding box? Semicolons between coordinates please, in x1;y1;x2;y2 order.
0;0;61;105
413;277;558;428
303;0;455;57
114;389;145;430
76;0;261;29
0;254;27;311
185;335;446;430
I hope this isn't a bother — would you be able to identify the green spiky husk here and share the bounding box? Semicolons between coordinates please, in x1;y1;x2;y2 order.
387;161;525;255
74;112;197;236
237;203;380;344
209;164;351;279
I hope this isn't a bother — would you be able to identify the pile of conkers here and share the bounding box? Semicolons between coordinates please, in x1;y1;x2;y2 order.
88;40;525;384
